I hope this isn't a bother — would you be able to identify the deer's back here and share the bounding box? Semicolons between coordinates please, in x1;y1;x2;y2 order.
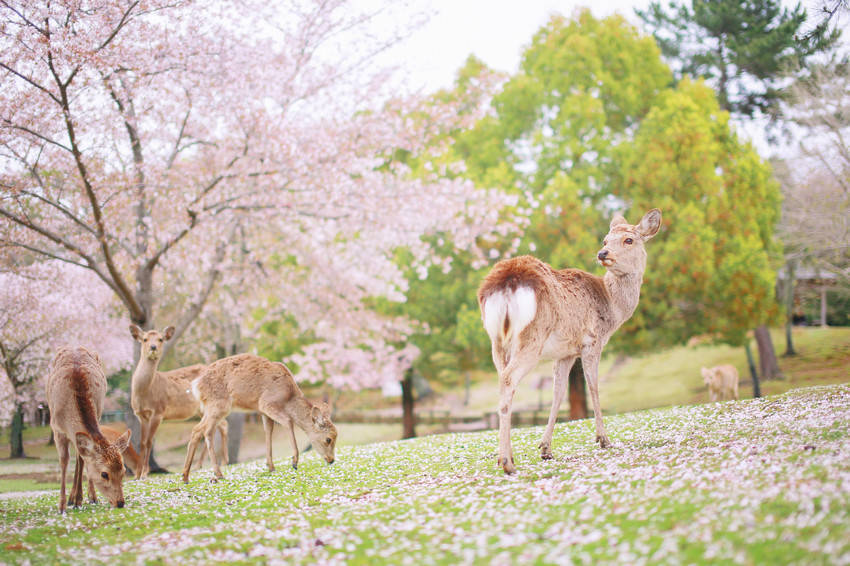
480;256;613;342
198;353;299;411
46;346;106;438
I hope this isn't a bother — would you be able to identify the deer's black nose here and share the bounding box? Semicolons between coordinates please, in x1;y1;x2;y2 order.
597;250;609;260
150;344;157;351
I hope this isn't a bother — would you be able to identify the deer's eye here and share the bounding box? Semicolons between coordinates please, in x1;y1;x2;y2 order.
624;238;634;245
101;472;109;480
325;438;332;445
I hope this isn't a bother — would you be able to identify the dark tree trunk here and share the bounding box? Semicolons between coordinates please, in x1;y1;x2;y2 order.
745;342;762;398
568;359;588;420
226;413;244;464
9;404;25;458
754;325;782;380
783;259;797;356
401;369;416;439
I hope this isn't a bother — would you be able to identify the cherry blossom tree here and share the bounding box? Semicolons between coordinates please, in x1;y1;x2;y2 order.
0;0;514;399
0;261;130;457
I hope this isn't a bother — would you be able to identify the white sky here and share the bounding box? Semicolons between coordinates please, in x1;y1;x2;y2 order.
386;0;835;157
394;1;651;93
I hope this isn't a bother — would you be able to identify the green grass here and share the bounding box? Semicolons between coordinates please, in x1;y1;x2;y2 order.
1;383;849;564
434;326;850;417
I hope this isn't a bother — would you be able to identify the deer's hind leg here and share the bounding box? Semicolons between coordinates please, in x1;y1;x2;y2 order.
182;405;227;483
539;356;577;460
496;347;541;474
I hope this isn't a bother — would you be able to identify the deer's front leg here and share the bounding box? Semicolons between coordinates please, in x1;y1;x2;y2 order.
581;348;610;448
284;418;299;470
539;356;576;460
56;433;70;514
261;414;275;472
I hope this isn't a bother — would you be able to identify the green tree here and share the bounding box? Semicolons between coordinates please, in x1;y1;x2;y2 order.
636;0;839;118
614;78;782;353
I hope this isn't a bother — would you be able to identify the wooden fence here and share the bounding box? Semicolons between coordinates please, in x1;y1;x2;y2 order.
99;408;581;431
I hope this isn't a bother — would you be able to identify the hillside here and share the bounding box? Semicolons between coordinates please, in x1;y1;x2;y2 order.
2;384;849;565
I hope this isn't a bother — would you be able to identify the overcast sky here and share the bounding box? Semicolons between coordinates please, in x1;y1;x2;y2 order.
394;1;651;92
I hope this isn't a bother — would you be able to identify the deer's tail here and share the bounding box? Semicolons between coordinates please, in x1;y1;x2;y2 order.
482;286;536;353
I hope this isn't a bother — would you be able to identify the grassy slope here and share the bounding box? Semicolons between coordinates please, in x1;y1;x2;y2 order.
429;326;850;417
1;384;849;565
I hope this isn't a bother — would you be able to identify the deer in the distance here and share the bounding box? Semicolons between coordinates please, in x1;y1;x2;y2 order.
478;208;662;474
182;353;337;483
130;324;227;479
46;346;131;513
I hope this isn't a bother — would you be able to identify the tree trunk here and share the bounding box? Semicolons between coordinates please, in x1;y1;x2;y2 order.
783;259;797;356
9;404;25;458
225;413;244;464
401;369;416;439
568;359;588;420
754;325;781;379
745;342;761;398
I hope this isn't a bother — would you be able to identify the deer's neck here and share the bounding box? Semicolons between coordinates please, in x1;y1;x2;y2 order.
603;270;644;327
131;356;160;396
285;395;314;431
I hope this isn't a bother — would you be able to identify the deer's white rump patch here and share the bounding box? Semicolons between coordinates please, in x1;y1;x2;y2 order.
482;286;536;345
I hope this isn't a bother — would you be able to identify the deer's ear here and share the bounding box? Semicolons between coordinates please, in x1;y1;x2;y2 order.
112;430;132;453
609;214;628;230
76;432;95;458
637;209;662;240
311;405;326;426
130;325;143;341
163;326;175;340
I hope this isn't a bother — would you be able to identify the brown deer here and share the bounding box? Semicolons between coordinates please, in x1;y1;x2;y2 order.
181;353;337;483
46;346;131;513
129;325;227;479
478;208;662;474
101;425;142;475
701;365;739;401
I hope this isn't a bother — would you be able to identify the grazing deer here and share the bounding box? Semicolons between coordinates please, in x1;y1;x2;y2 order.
129;325;227;479
701;365;739;401
101;425;142;475
478;208;662;474
181;353;337;483
46;346;131;513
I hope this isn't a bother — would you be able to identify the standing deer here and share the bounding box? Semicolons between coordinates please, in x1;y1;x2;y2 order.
478;208;662;474
46;346;131;513
701;365;739;401
181;353;337;483
129;325;227;479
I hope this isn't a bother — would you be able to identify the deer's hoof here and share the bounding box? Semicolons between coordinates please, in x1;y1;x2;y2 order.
596;435;611;448
498;456;516;475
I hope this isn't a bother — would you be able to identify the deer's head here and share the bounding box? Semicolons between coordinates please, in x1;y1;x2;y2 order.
130;325;175;361
76;430;131;508
701;367;716;385
307;402;337;464
597;208;662;276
